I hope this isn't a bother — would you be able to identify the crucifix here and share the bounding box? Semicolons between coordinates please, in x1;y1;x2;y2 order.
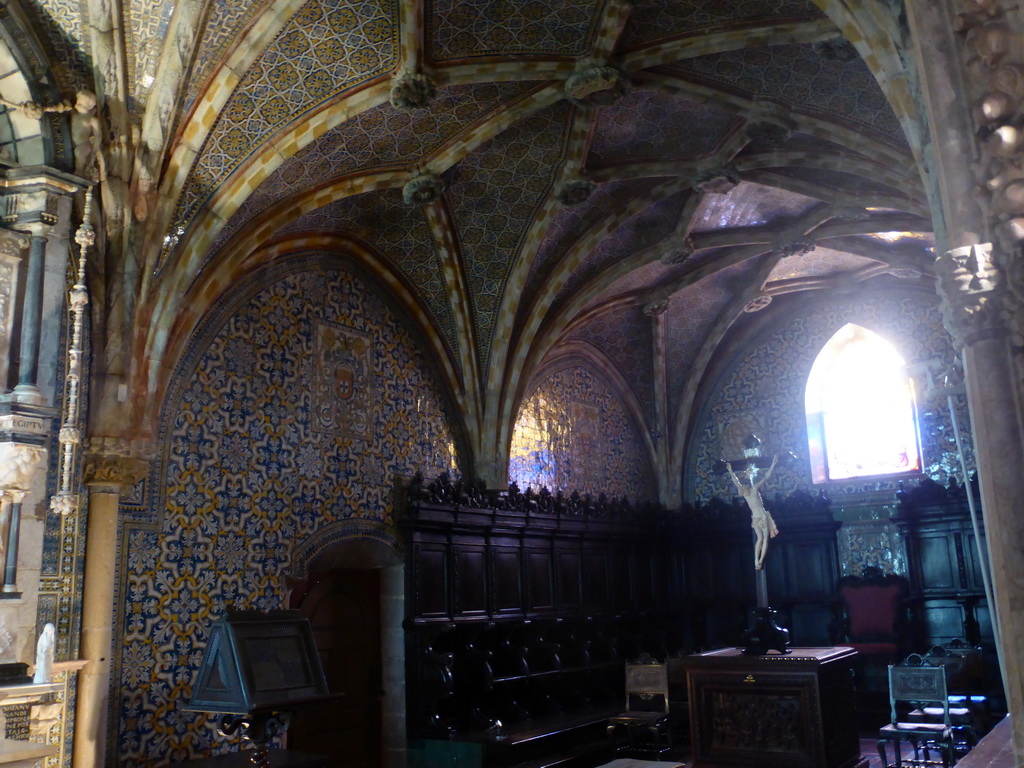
713;434;793;654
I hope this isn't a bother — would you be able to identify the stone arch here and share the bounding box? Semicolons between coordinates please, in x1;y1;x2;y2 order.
0;1;74;168
289;518;406;768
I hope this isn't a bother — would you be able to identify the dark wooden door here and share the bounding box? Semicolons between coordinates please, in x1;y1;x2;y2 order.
289;569;382;767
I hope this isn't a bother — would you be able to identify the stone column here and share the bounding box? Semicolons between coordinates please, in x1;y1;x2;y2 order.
643;298;675;507
73;447;148;768
936;244;1024;756
12;234;48;403
0;443;47;590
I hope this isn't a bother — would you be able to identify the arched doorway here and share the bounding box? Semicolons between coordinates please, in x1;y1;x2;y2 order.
287;532;405;768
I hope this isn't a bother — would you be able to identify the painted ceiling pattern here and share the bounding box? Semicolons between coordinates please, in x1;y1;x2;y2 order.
767;246;879;282
2;0;939;500
667;43;904;139
691;182;821;232
620;0;826;49
524;178;666;321
213;81;540;256
664;277;731;384
125;0;173;108
588;87;739;166
554;192;684;309
427;0;601;60
443;101;572;365
566;305;656;423
184;0;269;111
275;189;460;363
24;0;90;91
165;0;399;264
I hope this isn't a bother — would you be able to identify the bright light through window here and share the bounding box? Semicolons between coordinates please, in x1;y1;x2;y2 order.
806;324;921;482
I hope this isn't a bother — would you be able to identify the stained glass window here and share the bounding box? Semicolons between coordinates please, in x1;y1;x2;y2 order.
805;324;921;482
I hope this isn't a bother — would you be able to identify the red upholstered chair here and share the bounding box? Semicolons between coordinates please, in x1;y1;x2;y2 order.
835;567;911;714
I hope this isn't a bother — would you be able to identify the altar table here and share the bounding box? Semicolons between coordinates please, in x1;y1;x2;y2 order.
683;646;868;768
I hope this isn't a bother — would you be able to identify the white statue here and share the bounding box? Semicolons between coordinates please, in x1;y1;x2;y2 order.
33;623;54;684
726;455;779;570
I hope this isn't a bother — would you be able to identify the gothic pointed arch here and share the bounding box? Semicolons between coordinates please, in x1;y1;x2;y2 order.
0;0;75;168
805;323;921;483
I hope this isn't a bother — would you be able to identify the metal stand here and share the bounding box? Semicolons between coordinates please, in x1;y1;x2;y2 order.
741;559;791;655
219;710;292;768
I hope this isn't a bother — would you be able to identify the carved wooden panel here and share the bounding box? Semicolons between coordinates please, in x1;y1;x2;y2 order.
685;648;861;768
526;549;554;613
918;598;967;646
633;545;658;609
610;549;632;612
492;548;522;615
917;532;956;592
454;546;487;616
779;541;831;600
414;545;449;619
583;551;608;611
556;550;581;611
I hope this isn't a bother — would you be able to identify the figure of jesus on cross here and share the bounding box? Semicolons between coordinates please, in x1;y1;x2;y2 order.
725;454;779;570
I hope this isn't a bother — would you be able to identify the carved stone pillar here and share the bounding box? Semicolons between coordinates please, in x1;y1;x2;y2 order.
644;298;676;507
73;444;148;768
0;442;47;595
0;233;27;395
12;234;48;404
936;243;1024;755
0;165;89;406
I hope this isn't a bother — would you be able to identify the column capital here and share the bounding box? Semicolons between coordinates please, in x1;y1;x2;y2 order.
82;436;153;490
935;243;1017;348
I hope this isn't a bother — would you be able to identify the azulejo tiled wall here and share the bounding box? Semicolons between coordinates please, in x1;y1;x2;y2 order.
689;290;968;501
510;364;653;502
687;289;972;574
114;258;458;766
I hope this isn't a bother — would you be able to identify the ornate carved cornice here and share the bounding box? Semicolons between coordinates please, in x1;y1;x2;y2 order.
0;442;46;493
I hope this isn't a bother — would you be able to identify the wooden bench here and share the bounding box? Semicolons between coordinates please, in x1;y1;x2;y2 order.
457;705;620;768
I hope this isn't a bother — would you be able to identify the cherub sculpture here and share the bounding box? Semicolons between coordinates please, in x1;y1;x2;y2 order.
725;455;779;570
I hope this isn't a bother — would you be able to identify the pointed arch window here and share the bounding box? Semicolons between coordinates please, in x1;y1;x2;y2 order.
805;324;921;483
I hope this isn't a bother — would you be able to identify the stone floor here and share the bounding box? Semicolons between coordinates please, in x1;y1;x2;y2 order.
590;718;1014;768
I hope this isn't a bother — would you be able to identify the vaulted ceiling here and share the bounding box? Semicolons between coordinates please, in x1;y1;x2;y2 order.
15;0;936;489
